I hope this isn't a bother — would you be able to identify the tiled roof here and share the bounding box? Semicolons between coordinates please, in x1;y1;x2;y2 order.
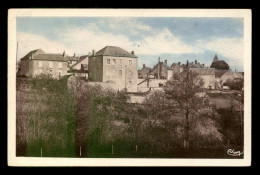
34;53;79;62
215;70;228;78
210;60;230;70
70;55;88;69
92;46;137;58
190;68;215;75
140;67;152;71
21;49;45;60
79;55;88;62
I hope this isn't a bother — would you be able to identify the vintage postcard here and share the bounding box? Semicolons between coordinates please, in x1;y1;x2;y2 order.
8;9;251;166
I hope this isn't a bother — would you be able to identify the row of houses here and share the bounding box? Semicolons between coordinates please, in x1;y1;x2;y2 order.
138;54;244;91
17;46;243;93
17;46;138;92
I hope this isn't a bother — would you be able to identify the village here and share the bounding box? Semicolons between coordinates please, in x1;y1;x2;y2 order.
16;45;244;158
17;45;244;104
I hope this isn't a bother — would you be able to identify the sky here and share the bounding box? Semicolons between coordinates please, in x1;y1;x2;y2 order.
16;17;244;71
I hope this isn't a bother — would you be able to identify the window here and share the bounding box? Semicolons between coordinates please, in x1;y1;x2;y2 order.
39;61;42;68
119;70;122;76
58;62;62;69
129;60;132;65
49;61;53;68
107;59;110;65
119;59;122;65
113;59;116;65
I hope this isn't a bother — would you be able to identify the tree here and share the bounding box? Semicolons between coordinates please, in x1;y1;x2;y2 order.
163;65;206;149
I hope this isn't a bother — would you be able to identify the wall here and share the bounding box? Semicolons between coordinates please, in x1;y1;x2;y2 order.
137;79;167;92
32;60;69;78
102;56;138;92
167;70;173;80
17;59;30;76
199;74;216;89
88;82;119;91
88;55;103;82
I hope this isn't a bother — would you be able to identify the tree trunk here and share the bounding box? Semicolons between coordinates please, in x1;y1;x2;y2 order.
184;112;190;149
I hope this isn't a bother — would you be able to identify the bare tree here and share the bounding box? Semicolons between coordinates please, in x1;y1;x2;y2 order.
163;65;205;149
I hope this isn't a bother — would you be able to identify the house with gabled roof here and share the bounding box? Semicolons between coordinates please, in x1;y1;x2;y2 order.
17;49;79;78
88;46;138;92
151;57;172;80
138;64;152;79
68;55;89;80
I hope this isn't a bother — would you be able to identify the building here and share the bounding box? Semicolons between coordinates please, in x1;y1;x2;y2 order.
68;55;89;80
189;68;216;89
17;49;45;77
17;49;79;78
88;46;138;92
138;64;152;79
151;58;171;80
210;54;230;70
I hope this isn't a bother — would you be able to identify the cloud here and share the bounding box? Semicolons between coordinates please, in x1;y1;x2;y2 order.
17;19;244;71
196;37;244;69
57;27;135;55
17;32;72;60
135;28;199;55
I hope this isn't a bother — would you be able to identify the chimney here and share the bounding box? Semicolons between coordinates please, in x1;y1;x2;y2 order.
143;64;145;68
202;64;205;67
131;51;135;55
164;59;167;65
73;53;76;57
63;51;66;57
92;50;95;56
178;62;180;66
195;60;197;64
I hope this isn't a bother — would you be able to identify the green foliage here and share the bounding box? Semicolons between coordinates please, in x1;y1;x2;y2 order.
216;108;243;147
16;74;76;157
16;72;241;158
224;79;244;91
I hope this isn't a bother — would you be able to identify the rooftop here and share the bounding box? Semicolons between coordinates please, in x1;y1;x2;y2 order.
92;46;137;58
34;53;79;62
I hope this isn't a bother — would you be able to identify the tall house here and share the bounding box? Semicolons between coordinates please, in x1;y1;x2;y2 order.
17;49;79;78
88;46;138;92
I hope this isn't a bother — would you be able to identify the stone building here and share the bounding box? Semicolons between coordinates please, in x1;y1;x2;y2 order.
151;58;171;79
138;64;152;79
17;49;79;78
17;49;45;77
189;68;216;89
88;46;138;92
